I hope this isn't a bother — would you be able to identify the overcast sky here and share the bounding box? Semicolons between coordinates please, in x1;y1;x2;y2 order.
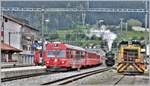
1;0;147;1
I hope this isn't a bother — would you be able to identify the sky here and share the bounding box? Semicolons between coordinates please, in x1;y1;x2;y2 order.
1;0;147;1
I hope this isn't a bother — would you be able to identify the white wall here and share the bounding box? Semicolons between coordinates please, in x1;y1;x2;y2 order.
3;17;39;64
4;19;22;49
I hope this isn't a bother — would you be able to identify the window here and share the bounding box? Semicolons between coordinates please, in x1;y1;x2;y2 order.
5;18;8;22
23;45;28;50
29;47;31;51
47;50;65;58
75;51;82;57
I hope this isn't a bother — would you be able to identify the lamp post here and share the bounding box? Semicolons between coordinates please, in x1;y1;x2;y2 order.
41;8;45;65
45;19;49;33
125;22;128;32
145;0;148;48
148;0;150;81
120;18;123;33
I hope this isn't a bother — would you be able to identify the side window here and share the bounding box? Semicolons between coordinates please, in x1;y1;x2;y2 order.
81;52;85;58
66;50;70;58
76;51;82;57
76;51;79;57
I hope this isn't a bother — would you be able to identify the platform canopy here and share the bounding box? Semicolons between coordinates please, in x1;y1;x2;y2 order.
0;43;22;53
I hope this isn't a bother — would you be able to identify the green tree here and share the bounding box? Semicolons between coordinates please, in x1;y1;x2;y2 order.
127;19;142;28
47;32;59;41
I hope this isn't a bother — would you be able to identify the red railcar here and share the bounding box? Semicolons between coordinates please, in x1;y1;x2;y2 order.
34;42;103;71
34;49;42;65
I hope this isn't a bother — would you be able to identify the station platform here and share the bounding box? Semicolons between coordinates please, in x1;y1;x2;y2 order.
1;66;46;78
1;62;34;68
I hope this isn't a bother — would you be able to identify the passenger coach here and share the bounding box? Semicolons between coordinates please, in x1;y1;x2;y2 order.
34;42;103;71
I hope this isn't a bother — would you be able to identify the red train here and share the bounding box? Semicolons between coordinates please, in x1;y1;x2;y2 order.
34;42;103;71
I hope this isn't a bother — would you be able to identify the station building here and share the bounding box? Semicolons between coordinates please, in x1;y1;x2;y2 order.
1;14;40;66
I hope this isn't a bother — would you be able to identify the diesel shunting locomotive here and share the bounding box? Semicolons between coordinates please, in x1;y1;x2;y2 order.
117;40;145;74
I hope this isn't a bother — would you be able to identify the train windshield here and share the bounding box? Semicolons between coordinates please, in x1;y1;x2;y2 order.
47;50;65;57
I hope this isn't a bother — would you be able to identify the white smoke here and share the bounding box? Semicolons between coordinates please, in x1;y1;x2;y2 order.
85;25;117;51
102;30;117;51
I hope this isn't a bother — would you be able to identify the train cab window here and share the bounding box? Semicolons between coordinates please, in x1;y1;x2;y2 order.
123;49;138;61
47;50;65;57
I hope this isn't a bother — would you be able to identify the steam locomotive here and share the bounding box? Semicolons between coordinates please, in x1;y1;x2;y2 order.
105;51;115;66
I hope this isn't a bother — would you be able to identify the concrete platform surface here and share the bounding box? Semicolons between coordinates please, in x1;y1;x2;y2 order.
1;66;46;78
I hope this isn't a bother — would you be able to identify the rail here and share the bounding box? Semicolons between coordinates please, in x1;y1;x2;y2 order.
42;67;112;85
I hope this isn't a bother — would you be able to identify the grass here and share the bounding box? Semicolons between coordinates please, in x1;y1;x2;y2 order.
116;31;147;41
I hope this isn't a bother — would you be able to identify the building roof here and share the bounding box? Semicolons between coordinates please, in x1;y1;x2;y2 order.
0;43;22;52
3;14;39;32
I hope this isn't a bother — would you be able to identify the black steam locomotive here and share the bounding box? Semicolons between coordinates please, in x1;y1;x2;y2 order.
105;51;115;66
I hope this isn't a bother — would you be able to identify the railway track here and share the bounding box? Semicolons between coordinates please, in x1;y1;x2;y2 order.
114;75;137;85
42;67;112;85
1;72;51;82
114;75;125;85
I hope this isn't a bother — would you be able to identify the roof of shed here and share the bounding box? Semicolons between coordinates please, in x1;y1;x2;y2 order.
0;43;22;52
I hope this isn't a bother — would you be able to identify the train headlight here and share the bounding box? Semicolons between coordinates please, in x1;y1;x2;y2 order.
135;59;140;63
121;58;124;62
61;61;65;64
46;61;49;64
54;59;58;62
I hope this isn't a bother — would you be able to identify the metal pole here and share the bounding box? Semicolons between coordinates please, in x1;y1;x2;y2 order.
125;22;128;32
0;1;2;83
145;0;148;44
143;0;149;72
120;18;123;32
46;22;48;33
148;0;150;83
8;32;11;45
82;13;86;26
41;9;45;65
144;0;148;68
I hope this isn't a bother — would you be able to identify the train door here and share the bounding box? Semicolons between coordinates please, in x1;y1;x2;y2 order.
66;49;72;67
72;50;82;70
38;50;43;65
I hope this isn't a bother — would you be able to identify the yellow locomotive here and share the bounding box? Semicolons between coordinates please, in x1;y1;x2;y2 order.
117;40;145;74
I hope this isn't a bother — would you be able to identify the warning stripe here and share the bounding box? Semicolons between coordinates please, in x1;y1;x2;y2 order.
117;63;144;73
117;63;130;73
117;63;124;71
133;64;144;73
119;63;129;72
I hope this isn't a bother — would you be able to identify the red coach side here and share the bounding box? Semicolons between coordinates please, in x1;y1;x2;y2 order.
35;42;103;71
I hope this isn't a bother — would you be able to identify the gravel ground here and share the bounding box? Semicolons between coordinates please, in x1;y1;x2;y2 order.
1;65;106;86
68;69;149;86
